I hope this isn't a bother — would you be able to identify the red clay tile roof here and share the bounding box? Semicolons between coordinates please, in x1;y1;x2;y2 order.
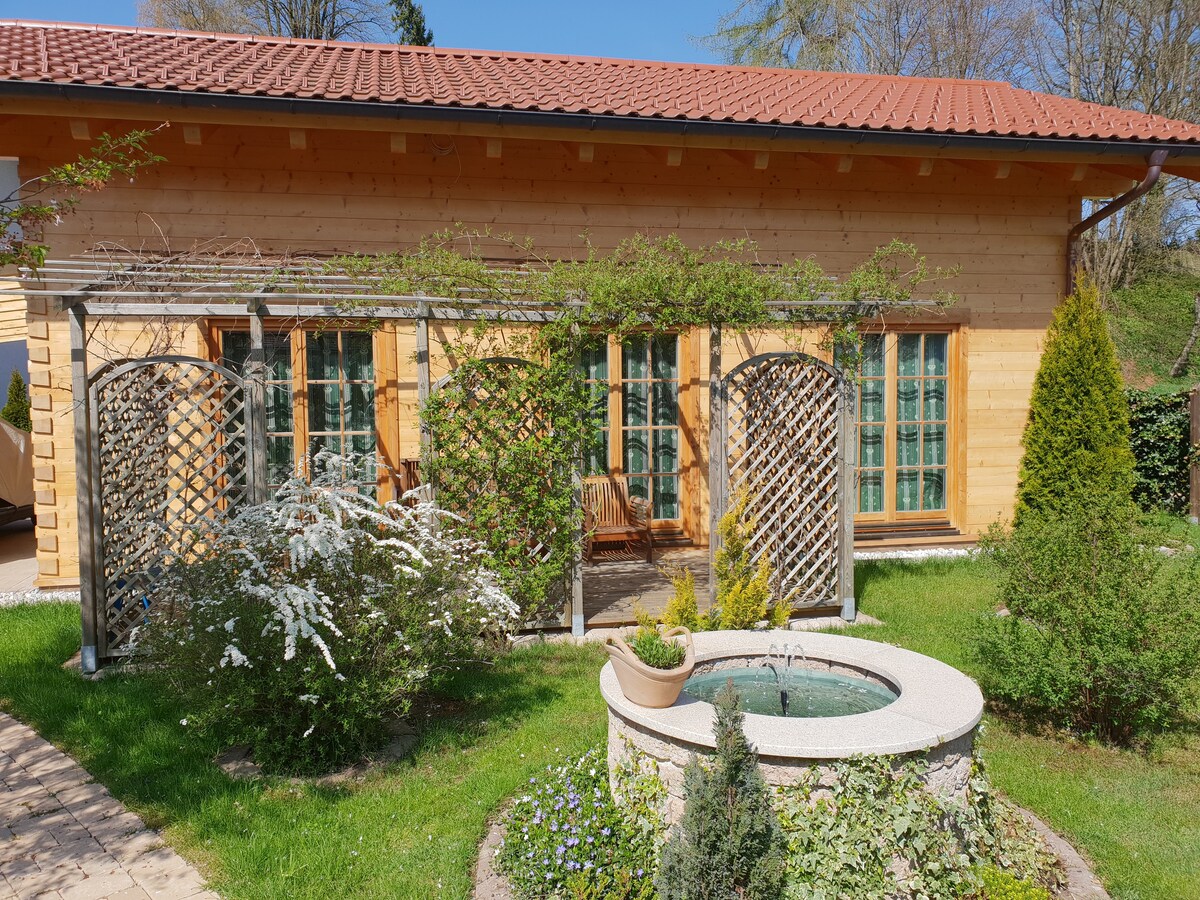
3;19;1200;144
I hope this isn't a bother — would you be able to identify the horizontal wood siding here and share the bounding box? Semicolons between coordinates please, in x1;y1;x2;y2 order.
3;114;1080;585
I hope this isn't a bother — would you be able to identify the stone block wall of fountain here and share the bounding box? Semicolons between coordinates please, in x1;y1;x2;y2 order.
601;631;984;826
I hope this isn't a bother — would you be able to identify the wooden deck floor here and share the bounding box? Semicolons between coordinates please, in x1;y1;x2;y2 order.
583;548;711;626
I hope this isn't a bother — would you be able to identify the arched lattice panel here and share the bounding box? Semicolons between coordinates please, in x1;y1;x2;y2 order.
429;357;562;567
88;357;253;656
717;352;854;614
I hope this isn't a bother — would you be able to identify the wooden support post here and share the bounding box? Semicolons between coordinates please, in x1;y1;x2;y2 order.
1190;386;1200;525
415;299;431;460
837;374;857;620
69;303;100;673
569;321;585;636
708;324;723;604
246;303;269;504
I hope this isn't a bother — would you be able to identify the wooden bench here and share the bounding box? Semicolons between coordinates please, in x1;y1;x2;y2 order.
583;475;654;564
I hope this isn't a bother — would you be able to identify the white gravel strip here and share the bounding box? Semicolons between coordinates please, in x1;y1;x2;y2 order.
854;547;977;561
0;589;81;608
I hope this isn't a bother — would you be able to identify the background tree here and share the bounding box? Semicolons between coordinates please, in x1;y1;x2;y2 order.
1015;275;1135;518
1036;0;1200;290
0;371;31;432
703;0;1036;82
139;0;410;41
391;0;433;45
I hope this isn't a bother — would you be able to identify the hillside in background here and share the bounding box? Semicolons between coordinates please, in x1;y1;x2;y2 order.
1109;269;1200;393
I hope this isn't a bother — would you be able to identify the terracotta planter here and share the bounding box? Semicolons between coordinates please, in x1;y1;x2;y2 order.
604;626;695;708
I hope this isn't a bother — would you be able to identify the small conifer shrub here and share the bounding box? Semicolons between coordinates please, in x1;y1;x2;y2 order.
660;563;702;632
656;680;787;900
711;493;772;630
0;370;31;432
1016;275;1135;518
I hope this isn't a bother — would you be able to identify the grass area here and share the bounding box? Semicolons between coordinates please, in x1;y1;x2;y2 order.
1108;271;1200;391
1;560;1197;899
0;603;607;899
849;559;1200;900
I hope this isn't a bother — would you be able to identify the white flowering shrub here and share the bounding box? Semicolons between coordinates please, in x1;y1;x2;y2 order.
137;453;518;775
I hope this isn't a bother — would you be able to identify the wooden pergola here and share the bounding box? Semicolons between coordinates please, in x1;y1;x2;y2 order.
12;257;935;670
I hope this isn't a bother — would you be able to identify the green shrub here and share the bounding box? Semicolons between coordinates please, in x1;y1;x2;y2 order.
710;494;773;630
976;866;1051;900
1017;275;1135;518
1126;387;1196;513
974;495;1200;743
496;748;660;899
660;564;701;632
0;370;30;432
775;755;1060;900
626;626;687;670
656;681;787;900
138;454;518;775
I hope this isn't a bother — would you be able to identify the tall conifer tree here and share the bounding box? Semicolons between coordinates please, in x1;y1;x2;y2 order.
1016;275;1134;518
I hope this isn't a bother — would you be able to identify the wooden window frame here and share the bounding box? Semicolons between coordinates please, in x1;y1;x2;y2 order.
583;330;700;539
204;320;397;500
852;324;963;529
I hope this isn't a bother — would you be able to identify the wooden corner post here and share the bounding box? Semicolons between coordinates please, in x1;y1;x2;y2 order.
837;374;857;621
68;302;100;673
245;301;269;504
708;324;724;604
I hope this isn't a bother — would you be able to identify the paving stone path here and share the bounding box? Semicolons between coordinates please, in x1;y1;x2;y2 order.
0;714;219;900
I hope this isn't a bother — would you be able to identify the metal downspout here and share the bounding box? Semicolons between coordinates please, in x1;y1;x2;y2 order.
1066;148;1170;289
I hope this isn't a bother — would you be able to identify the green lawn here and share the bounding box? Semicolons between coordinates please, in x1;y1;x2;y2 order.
1;560;1197;899
848;559;1200;900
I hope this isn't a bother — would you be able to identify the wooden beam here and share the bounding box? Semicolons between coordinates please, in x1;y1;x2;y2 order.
288;129;307;150
486;137;502;158
389;132;407;154
1070;163;1088;182
724;149;770;169
69;120;89;141
578;142;595;163
993;161;1012;179
182;125;202;146
798;152;855;174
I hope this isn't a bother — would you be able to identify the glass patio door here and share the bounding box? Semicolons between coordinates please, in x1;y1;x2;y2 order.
580;334;681;522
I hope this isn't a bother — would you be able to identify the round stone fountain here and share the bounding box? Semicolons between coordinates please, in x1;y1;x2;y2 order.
602;631;984;824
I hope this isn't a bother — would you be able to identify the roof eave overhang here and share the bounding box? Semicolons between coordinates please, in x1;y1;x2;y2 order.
5;79;1200;164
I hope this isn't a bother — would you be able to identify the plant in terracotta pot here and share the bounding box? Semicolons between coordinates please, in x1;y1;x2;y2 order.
605;624;695;708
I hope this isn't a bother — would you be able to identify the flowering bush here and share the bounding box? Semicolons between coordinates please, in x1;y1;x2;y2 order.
137;453;518;775
496;748;660;899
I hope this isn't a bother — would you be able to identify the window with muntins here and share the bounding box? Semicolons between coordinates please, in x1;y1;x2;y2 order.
851;331;952;523
221;330;377;487
579;334;682;522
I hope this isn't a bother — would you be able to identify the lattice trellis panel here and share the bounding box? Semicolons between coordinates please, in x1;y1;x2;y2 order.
430;357;559;565
718;352;853;612
89;357;252;656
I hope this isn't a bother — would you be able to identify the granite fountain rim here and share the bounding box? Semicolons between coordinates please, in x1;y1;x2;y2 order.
600;630;984;758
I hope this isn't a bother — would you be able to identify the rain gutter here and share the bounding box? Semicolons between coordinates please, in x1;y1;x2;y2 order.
1066;148;1170;290
3;80;1200;162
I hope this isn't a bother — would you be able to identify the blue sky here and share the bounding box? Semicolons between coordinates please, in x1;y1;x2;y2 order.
3;0;730;63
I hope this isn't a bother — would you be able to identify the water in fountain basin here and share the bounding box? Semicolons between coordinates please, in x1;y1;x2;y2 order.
683;667;898;718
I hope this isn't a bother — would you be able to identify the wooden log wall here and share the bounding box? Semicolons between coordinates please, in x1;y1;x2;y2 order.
0;111;1132;587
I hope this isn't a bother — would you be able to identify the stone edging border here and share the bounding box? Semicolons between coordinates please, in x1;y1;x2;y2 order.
472;806;1111;900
